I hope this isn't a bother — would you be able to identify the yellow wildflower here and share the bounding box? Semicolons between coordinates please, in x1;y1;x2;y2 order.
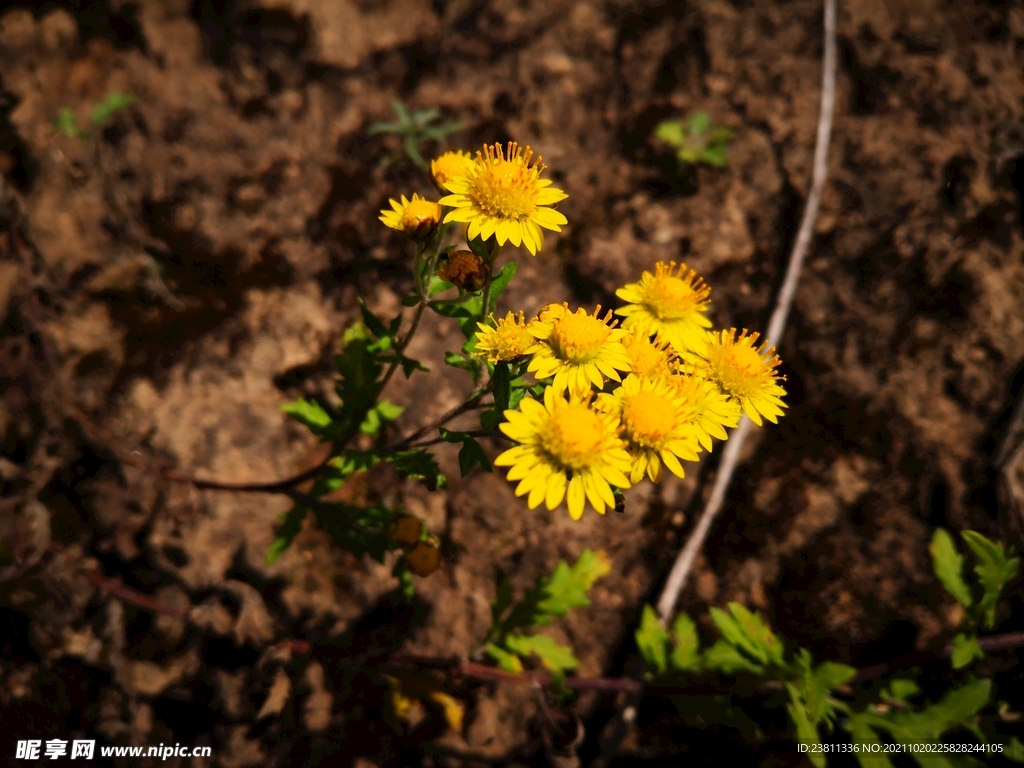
621;326;677;380
671;366;742;451
615;262;712;355
495;387;632;520
379;193;442;240
439;142;568;255
700;329;786;426
474;311;534;364
599;375;701;484
527;304;632;395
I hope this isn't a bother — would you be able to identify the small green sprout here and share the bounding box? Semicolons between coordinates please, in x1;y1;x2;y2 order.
654;111;734;168
52;91;136;140
368;99;465;167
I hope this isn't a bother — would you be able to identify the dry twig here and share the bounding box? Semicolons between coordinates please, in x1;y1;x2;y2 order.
655;0;839;626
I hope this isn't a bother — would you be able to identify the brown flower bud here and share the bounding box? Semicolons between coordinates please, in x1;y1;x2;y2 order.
389;514;423;548
438;250;487;291
404;541;441;577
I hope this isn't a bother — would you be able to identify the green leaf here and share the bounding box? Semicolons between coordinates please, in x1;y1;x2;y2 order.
654;119;686;148
505;633;579;673
814;661;856;691
485;643;523;673
53;107;83;139
90;91;135;125
359;299;392;339
702;640;763;675
930;528;973;608
670;614;701;671
701;145;728;167
1006;737;1024;764
266;504;308;564
495;550;612;636
486;261;518;306
863;679;992;743
467;236;490;261
634;605;670;675
490;579;515;637
386;449;446;490
845;715;894;768
282;398;338;439
428;275;454;298
961;530;1020;629
440;428;491;476
787;684;825;768
479;409;502;430
709;603;783;666
492;363;511;411
688;111;713;137
950;632;984;669
882;679;920;703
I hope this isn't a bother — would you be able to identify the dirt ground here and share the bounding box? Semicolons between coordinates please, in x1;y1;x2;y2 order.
1;0;1023;765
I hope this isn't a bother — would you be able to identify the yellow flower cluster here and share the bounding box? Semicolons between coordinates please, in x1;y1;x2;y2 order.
485;261;787;521
379;144;568;255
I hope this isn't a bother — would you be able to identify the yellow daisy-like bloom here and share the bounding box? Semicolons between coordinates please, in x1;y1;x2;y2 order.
527;304;632;395
379;193;443;240
474;311;534;364
430;149;478;192
700;329;786;426
495;387;632;520
615;262;713;355
670;367;742;451
621;326;677;380
598;375;701;484
439;142;568;255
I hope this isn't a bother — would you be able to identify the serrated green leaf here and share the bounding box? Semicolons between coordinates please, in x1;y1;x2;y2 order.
702;640;764;675
671;613;701;671
282;398;338;439
814;661;856;691
845;715;894;768
495;550;612;636
709;603;782;666
484;642;523;673
950;632;984;669
505;633;579;672
386;449;446;490
962;530;1020;628
634;605;670;675
90;92;134;125
864;679;991;743
930;528;973;608
787;684;825;768
266;504;308;564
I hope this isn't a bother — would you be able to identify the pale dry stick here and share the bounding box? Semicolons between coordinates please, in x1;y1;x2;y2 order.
655;0;838;626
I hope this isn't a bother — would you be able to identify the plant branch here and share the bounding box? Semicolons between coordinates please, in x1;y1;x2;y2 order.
386;392;491;450
655;0;838;627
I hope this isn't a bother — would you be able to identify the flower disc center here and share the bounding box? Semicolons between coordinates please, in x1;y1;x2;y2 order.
647;276;702;320
471;160;537;219
622;392;673;447
550;314;611;363
542;405;605;470
712;343;766;397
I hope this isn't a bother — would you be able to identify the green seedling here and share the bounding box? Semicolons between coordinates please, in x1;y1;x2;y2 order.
368;99;465;167
53;91;136;140
654;111;734;168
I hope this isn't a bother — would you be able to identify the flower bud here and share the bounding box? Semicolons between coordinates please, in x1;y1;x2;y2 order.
379;193;442;241
404;541;441;577
389;514;423;548
437;250;487;291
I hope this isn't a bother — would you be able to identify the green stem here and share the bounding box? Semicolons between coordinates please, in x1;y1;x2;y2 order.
478;242;501;322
